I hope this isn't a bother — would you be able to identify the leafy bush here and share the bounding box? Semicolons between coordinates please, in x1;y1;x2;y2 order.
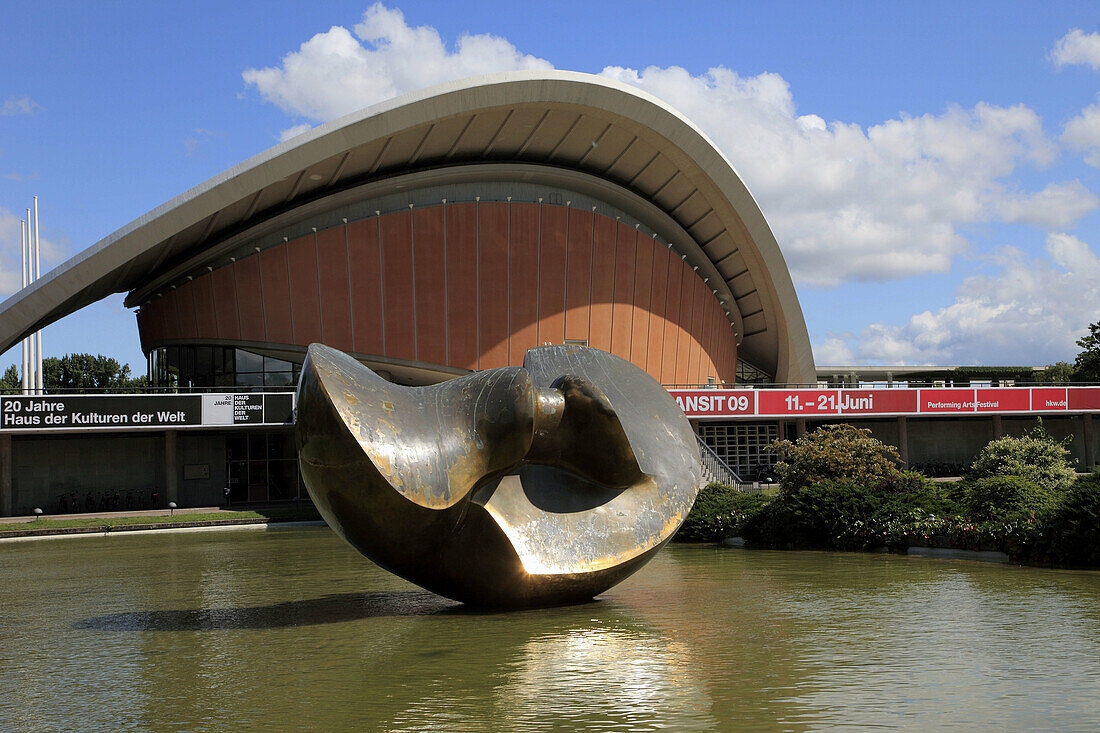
769;424;901;494
1048;472;1100;566
959;475;1056;523
676;483;772;542
911;460;968;478
969;421;1076;492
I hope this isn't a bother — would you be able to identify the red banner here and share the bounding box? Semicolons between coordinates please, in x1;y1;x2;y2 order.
669;386;1100;419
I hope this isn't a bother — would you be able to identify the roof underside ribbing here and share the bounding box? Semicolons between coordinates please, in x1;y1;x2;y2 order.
0;70;815;383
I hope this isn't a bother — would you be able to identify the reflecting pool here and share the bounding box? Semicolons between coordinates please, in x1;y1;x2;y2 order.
2;526;1099;731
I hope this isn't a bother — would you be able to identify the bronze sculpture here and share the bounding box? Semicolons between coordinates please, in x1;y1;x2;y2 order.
296;343;702;607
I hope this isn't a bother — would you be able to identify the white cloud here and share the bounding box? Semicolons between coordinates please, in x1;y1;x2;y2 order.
0;97;41;116
1062;95;1100;166
242;2;551;125
602;65;1061;285
241;5;1089;288
996;180;1099;228
279;123;314;142
1051;29;1100;70
0;207;68;298
814;233;1100;365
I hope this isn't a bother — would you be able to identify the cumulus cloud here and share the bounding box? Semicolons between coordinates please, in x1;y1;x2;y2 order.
995;180;1099;228
242;2;551;124
1051;29;1100;70
1062;95;1100;167
813;233;1100;365
242;6;1078;287
602;65;1066;284
0;208;68;298
0;97;42;116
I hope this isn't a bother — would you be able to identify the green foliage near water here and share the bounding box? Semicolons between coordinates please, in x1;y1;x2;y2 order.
769;424;901;493
680;423;1099;567
968;420;1076;492
675;483;772;542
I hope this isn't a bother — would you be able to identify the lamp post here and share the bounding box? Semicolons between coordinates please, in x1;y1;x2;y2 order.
168;502;177;517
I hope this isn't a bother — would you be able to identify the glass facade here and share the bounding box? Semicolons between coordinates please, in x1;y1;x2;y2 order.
149;346;300;390
736;359;773;386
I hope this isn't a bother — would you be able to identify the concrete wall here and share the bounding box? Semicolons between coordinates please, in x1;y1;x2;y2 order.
11;433;164;515
8;430;235;516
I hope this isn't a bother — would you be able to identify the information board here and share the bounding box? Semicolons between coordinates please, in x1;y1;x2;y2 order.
671;386;1100;419
0;392;295;432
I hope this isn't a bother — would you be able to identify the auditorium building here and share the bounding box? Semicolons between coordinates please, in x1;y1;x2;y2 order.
0;70;1095;516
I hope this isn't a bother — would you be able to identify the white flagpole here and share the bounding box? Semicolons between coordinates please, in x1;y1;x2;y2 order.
25;208;35;393
33;196;42;394
20;219;28;394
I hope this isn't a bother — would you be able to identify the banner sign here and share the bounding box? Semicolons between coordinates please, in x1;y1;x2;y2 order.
671;386;1100;420
0;392;294;432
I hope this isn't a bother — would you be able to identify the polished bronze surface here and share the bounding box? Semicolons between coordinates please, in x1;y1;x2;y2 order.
295;343;702;607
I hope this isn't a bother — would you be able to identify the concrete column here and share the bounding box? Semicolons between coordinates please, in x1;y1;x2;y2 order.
795;418;807;438
0;434;11;517
1084;414;1095;471
165;430;178;507
992;415;1003;439
897;416;909;469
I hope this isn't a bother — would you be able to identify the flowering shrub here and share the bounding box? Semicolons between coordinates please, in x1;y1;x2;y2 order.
969;420;1076;492
769;424;901;494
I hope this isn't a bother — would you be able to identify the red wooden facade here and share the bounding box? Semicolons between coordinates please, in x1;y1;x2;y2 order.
137;203;737;385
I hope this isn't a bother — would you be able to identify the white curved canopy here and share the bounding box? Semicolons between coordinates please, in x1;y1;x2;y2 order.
0;70;815;382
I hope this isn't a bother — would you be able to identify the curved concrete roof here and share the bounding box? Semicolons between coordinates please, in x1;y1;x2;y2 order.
0;70;815;383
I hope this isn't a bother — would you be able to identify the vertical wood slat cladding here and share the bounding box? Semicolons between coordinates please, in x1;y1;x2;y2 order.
234;257;265;341
446;203;479;369
688;275;706;384
610;223;636;357
287;234;322;346
478;203;510;369
138;203;737;385
347;218;384;356
211;264;240;341
259;246;292;344
508;203;540;366
192;276;217;338
316;226;353;352
413;207;446;365
537;204;567;349
175;280;198;339
660;255;683;384
564;209;593;342
381;211;416;361
629;236;653;369
646;245;669;380
589;214;616;352
675;262;696;385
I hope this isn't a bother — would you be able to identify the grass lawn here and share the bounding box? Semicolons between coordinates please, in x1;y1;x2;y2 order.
0;507;322;535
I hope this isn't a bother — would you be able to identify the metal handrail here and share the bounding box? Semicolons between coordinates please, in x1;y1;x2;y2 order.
0;385;297;395
696;434;744;489
666;381;1100;390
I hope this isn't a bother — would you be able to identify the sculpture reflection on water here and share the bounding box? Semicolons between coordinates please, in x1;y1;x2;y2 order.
295;343;702;608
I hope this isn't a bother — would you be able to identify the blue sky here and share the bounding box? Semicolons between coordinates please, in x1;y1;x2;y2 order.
2;1;1100;373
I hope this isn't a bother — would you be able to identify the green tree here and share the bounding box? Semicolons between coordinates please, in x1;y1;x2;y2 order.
1074;321;1100;382
769;424;901;494
1035;362;1075;384
42;353;147;393
968;419;1076;493
0;364;18;394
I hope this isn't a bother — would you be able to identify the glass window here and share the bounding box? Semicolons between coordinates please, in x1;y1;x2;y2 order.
236;349;263;374
264;371;294;388
264;356;292;372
